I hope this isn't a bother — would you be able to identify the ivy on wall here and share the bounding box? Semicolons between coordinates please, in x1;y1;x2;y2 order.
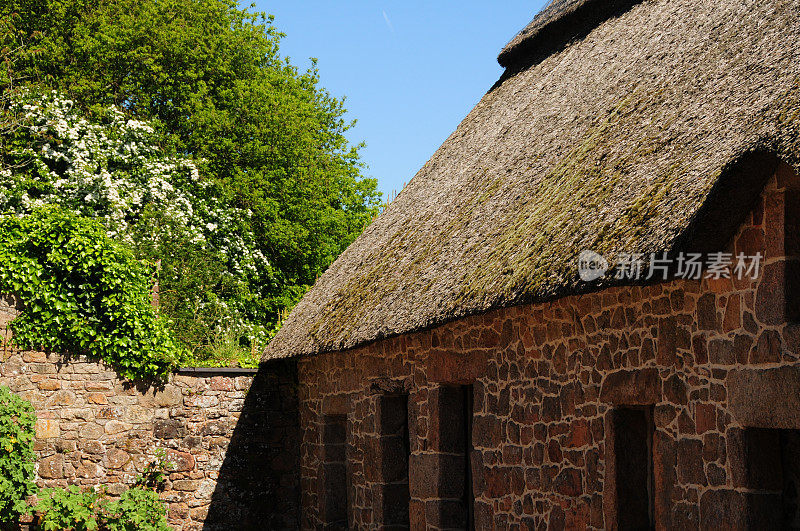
0;208;183;380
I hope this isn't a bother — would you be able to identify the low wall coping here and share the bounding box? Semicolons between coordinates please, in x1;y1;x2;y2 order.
176;366;259;376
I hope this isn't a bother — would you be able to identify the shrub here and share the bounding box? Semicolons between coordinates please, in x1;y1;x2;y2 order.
34;486;171;531
0;385;37;524
0;387;171;530
103;488;170;531
132;448;173;492
34;486;99;531
0;91;275;362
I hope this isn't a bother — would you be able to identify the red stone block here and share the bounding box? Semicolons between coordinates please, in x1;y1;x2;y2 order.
692;335;708;364
696;293;719;331
764;191;786;259
727;367;800;428
657;316;678;365
566;420;591;448
722;294;741;332
653;430;677;527
473;414;503;448
409;499;425;529
663;374;688;406
735;227;765;257
599;368;660;405
707;276;734;294
708;338;736;365
542;395;562;422
695;403;716;434
512;467;525;496
547;440;563;463
750;329;781;364
755;261;788;325
485;466;513;498
553;468;582;497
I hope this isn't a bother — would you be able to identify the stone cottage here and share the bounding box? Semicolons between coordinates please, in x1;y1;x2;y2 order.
264;0;800;529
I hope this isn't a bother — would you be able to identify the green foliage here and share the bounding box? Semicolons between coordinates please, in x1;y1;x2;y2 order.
0;388;170;529
0;385;37;523
132;448;173;492
101;489;170;531
34;486;170;531
0;89;267;363
2;0;382;362
126;207;265;362
1;11;40;148
0;11;41;92
35;486;99;531
0;208;183;380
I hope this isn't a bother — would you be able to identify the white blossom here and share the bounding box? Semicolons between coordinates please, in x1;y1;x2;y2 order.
1;90;272;323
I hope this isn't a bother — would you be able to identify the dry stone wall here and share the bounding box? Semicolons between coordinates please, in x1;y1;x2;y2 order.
0;297;300;530
297;163;800;529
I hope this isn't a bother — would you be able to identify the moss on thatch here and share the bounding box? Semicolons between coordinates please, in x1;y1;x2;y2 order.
266;0;800;359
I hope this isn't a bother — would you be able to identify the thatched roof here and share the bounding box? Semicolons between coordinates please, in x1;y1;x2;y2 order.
498;0;643;68
265;0;800;360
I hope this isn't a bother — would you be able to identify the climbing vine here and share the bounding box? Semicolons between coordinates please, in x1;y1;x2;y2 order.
0;208;183;380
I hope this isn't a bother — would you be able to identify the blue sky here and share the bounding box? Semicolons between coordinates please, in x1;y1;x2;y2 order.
253;1;548;199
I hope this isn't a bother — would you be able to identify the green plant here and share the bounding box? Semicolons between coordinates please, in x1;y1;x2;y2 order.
34;486;171;531
1;0;382;358
102;488;170;531
34;486;100;531
33;485;171;531
0;208;184;380
132;449;173;492
0;385;37;524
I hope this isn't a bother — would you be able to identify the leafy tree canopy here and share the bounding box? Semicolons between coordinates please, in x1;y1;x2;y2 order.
1;0;381;364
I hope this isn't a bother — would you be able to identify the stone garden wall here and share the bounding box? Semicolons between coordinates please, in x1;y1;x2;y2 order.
0;297;300;530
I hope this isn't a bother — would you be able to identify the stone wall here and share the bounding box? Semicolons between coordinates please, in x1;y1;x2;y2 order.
297;162;800;529
0;298;300;530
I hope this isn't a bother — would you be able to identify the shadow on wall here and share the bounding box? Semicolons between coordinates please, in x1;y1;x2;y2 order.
205;359;301;530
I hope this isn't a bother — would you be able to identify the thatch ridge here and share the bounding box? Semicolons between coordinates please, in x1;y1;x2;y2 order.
497;0;643;68
265;0;800;360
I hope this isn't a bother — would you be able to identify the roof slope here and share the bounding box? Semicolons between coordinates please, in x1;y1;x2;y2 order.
498;0;642;67
265;0;800;360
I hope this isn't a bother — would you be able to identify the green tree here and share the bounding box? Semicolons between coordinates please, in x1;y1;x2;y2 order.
1;11;40;146
3;0;381;354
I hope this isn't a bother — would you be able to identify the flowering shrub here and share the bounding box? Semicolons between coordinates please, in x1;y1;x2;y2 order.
0;90;272;361
0;208;183;380
0;385;37;524
1;90;268;283
102;488;170;531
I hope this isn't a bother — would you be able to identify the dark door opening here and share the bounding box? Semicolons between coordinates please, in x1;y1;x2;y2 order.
612;407;655;530
463;385;475;531
378;394;411;527
321;414;349;529
742;428;800;528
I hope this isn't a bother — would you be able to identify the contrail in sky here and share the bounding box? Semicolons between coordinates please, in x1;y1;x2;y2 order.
382;10;395;33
